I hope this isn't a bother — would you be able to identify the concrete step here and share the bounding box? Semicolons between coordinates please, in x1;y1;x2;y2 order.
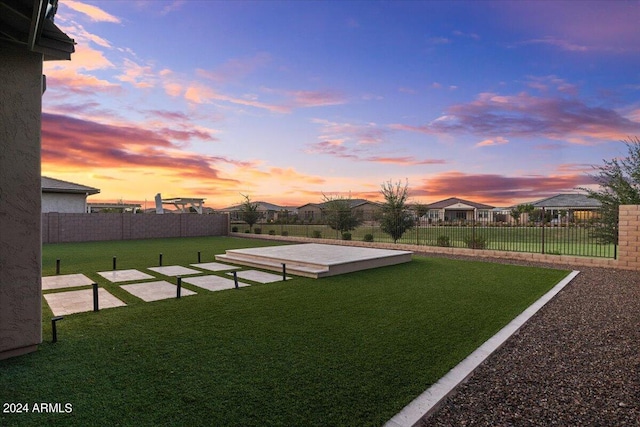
215;253;328;278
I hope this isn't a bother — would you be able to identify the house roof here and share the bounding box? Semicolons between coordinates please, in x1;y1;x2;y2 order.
529;193;601;209
0;0;75;61
42;176;100;195
427;197;494;210
220;201;294;212
298;199;380;210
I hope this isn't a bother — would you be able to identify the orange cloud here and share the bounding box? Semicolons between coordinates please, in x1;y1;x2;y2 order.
63;1;121;23
184;83;289;113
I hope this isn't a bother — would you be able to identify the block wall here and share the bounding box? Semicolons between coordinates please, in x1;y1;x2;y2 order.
42;213;229;243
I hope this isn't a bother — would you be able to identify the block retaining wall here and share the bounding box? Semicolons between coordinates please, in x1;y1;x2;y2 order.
42;213;229;243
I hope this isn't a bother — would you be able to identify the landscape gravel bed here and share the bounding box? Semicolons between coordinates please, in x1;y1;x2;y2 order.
416;254;640;426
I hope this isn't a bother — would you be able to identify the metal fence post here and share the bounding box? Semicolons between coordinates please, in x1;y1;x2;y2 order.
541;207;546;254
92;283;99;312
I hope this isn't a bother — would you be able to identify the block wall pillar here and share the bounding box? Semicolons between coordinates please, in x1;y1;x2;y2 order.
618;205;640;271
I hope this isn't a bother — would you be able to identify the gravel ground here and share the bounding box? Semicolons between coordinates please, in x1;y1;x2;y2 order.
416;254;640;426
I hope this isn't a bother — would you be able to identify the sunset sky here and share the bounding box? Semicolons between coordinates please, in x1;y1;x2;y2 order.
42;0;640;209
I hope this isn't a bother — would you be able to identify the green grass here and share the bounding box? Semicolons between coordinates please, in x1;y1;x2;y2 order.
1;237;569;426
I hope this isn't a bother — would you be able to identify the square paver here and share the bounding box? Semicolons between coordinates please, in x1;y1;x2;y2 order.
226;270;290;284
120;281;196;302
182;275;249;292
97;269;155;283
147;266;201;276
190;262;240;272
44;288;126;316
42;273;94;291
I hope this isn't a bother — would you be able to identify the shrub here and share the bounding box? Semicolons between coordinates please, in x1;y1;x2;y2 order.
342;232;352;241
231;226;238;232
463;235;487;249
268;229;276;235
437;235;450;247
363;234;374;242
254;228;262;234
244;230;250;233
312;230;322;238
282;231;289;236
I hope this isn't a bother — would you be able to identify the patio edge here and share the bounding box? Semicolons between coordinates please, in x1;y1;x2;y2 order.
384;270;580;427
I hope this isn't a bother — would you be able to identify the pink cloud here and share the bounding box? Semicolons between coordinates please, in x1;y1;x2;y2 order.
196;53;272;83
476;136;509;147
391;92;640;143
41;113;239;184
288;90;346;108
413;171;595;206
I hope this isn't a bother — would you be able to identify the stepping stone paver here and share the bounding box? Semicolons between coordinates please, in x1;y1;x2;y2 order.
227;270;290;284
182;275;249;292
120;281;196;302
190;262;240;272
147;266;201;276
98;269;154;283
44;288;126;316
42;273;93;291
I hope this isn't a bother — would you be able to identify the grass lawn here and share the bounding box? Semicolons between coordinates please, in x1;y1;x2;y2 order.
1;237;569;426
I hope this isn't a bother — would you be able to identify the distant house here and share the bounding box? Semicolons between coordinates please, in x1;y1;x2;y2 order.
528;193;601;222
298;199;381;222
42;176;100;213
425;197;495;222
220;201;297;222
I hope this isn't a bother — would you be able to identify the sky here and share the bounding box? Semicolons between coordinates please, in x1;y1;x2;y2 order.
42;0;640;209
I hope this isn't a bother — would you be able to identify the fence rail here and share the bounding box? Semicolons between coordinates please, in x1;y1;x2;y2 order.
232;210;615;258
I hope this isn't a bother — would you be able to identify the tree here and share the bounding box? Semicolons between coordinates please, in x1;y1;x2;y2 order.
380;179;415;243
321;193;363;237
510;204;534;224
239;194;260;231
580;136;640;244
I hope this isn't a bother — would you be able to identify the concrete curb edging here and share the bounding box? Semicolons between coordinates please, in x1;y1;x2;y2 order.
384;270;581;427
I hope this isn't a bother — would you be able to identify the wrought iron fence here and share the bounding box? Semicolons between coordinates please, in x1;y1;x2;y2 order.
231;209;615;259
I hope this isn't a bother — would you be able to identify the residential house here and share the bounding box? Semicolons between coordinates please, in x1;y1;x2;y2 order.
529;193;602;223
220;201;297;222
42;176;100;213
298;199;382;223
425;197;495;223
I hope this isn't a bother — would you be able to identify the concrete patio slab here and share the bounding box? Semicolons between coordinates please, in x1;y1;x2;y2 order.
182;275;249;292
43;288;126;316
227;270;290;284
42;273;94;291
147;266;201;276
216;243;413;278
120;280;196;302
97;269;154;283
190;262;240;272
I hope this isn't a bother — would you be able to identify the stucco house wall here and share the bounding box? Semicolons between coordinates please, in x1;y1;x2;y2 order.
0;42;43;360
42;192;89;213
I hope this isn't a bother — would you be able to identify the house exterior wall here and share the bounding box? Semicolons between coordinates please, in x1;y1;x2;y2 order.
0;43;43;360
300;205;323;222
42;192;88;213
